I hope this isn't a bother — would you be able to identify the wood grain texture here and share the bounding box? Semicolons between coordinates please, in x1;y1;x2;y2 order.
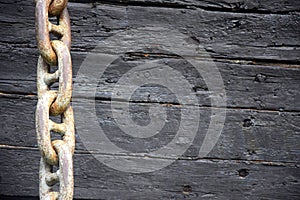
0;1;300;62
0;0;299;199
0;96;299;163
1;48;300;111
0;148;299;199
71;0;300;13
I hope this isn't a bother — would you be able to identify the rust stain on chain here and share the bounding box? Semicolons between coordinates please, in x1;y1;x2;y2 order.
49;0;68;17
36;0;57;66
49;40;72;116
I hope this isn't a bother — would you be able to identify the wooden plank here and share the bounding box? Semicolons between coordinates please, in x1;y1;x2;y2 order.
1;47;299;111
0;1;299;62
70;0;300;13
0;148;299;199
0;96;299;163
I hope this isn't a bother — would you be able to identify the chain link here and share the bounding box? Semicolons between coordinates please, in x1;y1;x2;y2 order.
35;0;75;199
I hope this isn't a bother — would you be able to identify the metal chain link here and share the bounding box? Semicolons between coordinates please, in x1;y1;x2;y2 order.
35;0;75;199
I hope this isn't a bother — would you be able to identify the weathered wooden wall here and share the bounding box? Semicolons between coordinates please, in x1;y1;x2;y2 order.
0;0;299;199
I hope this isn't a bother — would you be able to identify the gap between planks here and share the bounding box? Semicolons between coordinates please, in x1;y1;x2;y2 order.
0;91;300;113
0;144;298;167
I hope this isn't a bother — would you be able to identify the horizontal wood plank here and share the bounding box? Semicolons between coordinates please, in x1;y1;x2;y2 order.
0;96;299;163
0;149;299;200
70;0;300;13
0;148;299;199
0;1;299;62
1;46;299;111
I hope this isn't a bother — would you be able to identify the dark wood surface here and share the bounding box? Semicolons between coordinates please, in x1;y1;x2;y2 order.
0;0;299;199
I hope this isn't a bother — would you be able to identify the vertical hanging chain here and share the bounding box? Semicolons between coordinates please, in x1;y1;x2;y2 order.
35;0;75;199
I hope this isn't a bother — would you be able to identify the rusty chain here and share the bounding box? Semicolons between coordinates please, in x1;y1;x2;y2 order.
35;0;75;199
